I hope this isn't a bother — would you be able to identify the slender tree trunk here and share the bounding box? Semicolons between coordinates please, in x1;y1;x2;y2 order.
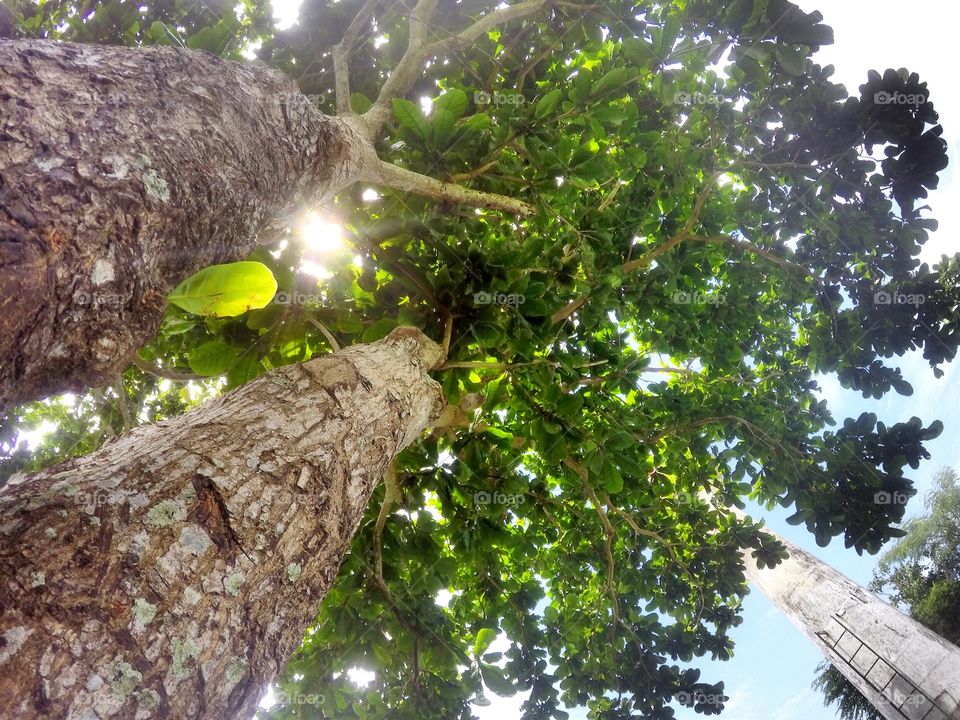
0;39;367;410
0;328;444;720
743;529;960;720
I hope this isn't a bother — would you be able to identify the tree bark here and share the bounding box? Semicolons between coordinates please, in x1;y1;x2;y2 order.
0;328;445;720
0;39;367;410
743;529;960;720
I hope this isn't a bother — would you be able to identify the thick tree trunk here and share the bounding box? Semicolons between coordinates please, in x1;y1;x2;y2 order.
0;328;444;720
0;39;366;410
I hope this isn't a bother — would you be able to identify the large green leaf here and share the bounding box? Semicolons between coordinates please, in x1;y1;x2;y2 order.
392;98;430;140
168;261;277;317
187;340;242;376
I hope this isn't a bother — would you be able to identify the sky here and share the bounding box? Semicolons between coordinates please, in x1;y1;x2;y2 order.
267;0;959;716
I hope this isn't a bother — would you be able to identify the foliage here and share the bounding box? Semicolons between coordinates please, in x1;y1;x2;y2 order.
813;467;960;720
3;0;958;718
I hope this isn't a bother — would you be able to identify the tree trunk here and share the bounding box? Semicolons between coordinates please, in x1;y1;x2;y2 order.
0;328;444;720
0;39;366;410
743;529;960;720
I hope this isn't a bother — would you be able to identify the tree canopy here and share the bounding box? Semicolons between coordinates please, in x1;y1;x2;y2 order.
2;0;956;718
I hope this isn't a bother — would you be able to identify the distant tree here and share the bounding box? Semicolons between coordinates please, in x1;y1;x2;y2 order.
813;467;960;719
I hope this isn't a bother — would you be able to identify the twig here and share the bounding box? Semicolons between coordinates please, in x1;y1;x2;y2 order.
307;318;341;351
564;458;620;624
373;461;401;583
621;172;721;273
131;355;203;382
111;375;133;432
552;172;720;323
688;234;817;278
361;0;549;139
359;156;534;215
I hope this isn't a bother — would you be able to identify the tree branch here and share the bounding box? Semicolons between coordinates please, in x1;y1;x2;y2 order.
373;461;401;583
332;0;385;114
359;156;535;215
131;355;203;382
360;0;549;139
621;172;720;273
564;458;620;624
551;173;720;324
688;234;817;278
359;0;440;139
423;0;548;56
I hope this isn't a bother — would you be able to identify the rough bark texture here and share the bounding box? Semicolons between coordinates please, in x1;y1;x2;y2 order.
743;529;960;720
0;328;444;720
0;39;366;410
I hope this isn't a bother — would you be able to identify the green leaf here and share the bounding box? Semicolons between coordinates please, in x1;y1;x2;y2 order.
457;113;492;134
775;45;806;76
480;663;515;697
392;98;430;139
434;89;468;119
226;353;262;387
535;89;563;120
188;340;242;376
473;628;498;656
590;67;633;97
169;261;277;317
350;92;373;113
432;108;456;147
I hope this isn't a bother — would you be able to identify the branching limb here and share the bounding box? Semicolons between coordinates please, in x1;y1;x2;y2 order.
601;492;677;560
361;0;549;139
111;375;133;432
688;233;817;278
373;461;402;583
307;317;341;351
332;0;385;114
359;0;440;139
552;173;720;324
622;172;721;273
359;155;534;215
422;0;548;55
564;458;620;624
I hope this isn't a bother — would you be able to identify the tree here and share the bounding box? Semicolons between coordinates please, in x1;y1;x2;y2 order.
2;0;957;718
0;328;444;718
813;468;960;720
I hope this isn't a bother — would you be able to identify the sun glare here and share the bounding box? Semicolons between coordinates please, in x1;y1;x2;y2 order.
302;212;344;254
